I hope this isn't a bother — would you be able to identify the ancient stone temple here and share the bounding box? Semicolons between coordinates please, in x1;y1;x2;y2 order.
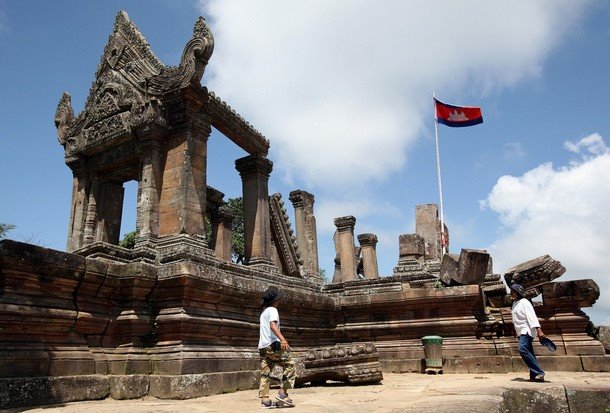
0;11;607;409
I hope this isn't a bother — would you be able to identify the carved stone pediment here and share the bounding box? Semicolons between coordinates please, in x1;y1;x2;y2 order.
56;10;215;160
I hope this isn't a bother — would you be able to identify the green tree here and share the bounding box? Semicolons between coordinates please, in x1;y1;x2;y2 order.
119;230;137;249
116;197;245;261
226;197;245;263
0;223;15;239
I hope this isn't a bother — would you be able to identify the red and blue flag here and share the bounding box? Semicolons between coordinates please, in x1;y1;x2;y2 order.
434;98;483;128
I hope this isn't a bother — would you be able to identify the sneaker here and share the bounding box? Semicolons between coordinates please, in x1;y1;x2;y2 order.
530;373;545;382
275;393;294;407
261;399;275;409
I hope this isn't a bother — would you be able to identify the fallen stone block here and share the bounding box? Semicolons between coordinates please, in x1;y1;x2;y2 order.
542;279;600;308
504;255;566;297
439;253;459;285
295;343;383;386
439;249;489;286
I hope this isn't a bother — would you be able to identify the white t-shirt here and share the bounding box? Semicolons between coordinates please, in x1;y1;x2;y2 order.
511;298;541;337
258;306;280;349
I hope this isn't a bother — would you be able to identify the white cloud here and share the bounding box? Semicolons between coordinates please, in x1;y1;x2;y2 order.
196;1;605;321
198;0;586;189
564;133;608;158
503;142;526;161
484;134;610;325
0;7;8;35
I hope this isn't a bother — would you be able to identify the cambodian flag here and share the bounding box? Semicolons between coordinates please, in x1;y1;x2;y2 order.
434;98;483;127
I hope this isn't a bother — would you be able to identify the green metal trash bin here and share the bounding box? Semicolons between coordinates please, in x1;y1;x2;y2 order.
421;335;443;374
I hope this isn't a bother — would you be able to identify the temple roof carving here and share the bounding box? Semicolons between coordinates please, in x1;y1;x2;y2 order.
55;10;270;164
55;11;215;160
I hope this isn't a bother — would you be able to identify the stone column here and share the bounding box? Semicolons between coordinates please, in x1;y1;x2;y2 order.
158;90;211;238
332;231;342;283
66;161;89;252
415;204;441;261
137;129;164;239
288;190;320;276
82;174;100;247
210;204;235;261
358;233;379;279
235;154;274;265
334;216;357;282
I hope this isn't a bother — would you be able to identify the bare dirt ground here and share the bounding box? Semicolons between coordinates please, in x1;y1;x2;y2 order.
5;372;610;413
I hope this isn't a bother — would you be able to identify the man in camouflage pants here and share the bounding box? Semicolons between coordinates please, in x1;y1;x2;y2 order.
258;287;296;408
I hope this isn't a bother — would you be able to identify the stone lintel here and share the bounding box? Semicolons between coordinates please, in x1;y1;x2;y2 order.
206;92;270;156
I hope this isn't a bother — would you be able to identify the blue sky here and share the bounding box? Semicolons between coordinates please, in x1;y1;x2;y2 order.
1;1;609;324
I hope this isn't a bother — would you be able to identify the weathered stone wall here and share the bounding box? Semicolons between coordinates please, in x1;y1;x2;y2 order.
0;239;607;408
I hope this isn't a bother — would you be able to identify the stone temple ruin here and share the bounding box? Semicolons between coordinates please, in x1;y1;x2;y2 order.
0;12;607;408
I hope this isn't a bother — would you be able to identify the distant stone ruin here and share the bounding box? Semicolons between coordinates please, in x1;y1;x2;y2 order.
0;11;607;409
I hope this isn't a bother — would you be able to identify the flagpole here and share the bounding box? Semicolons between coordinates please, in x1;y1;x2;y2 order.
433;92;446;257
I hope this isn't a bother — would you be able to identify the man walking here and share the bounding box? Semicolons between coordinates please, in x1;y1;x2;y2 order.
258;286;296;408
510;283;546;382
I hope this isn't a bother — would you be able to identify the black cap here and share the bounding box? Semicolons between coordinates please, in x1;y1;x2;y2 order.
510;283;526;298
262;286;285;305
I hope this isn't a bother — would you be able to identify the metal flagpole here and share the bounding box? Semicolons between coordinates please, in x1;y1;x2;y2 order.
433;92;446;257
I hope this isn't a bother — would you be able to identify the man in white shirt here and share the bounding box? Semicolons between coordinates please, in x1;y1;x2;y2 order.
258;286;296;408
510;283;546;382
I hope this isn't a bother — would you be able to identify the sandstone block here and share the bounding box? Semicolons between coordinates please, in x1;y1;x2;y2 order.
149;372;257;399
542;279;600;308
109;375;150;399
439;253;459;285
0;375;109;409
457;249;490;285
581;355;610;372
537;355;583;372
500;387;569;413
398;234;425;258
443;356;512;374
565;386;610;413
504;254;566;297
439;249;489;286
